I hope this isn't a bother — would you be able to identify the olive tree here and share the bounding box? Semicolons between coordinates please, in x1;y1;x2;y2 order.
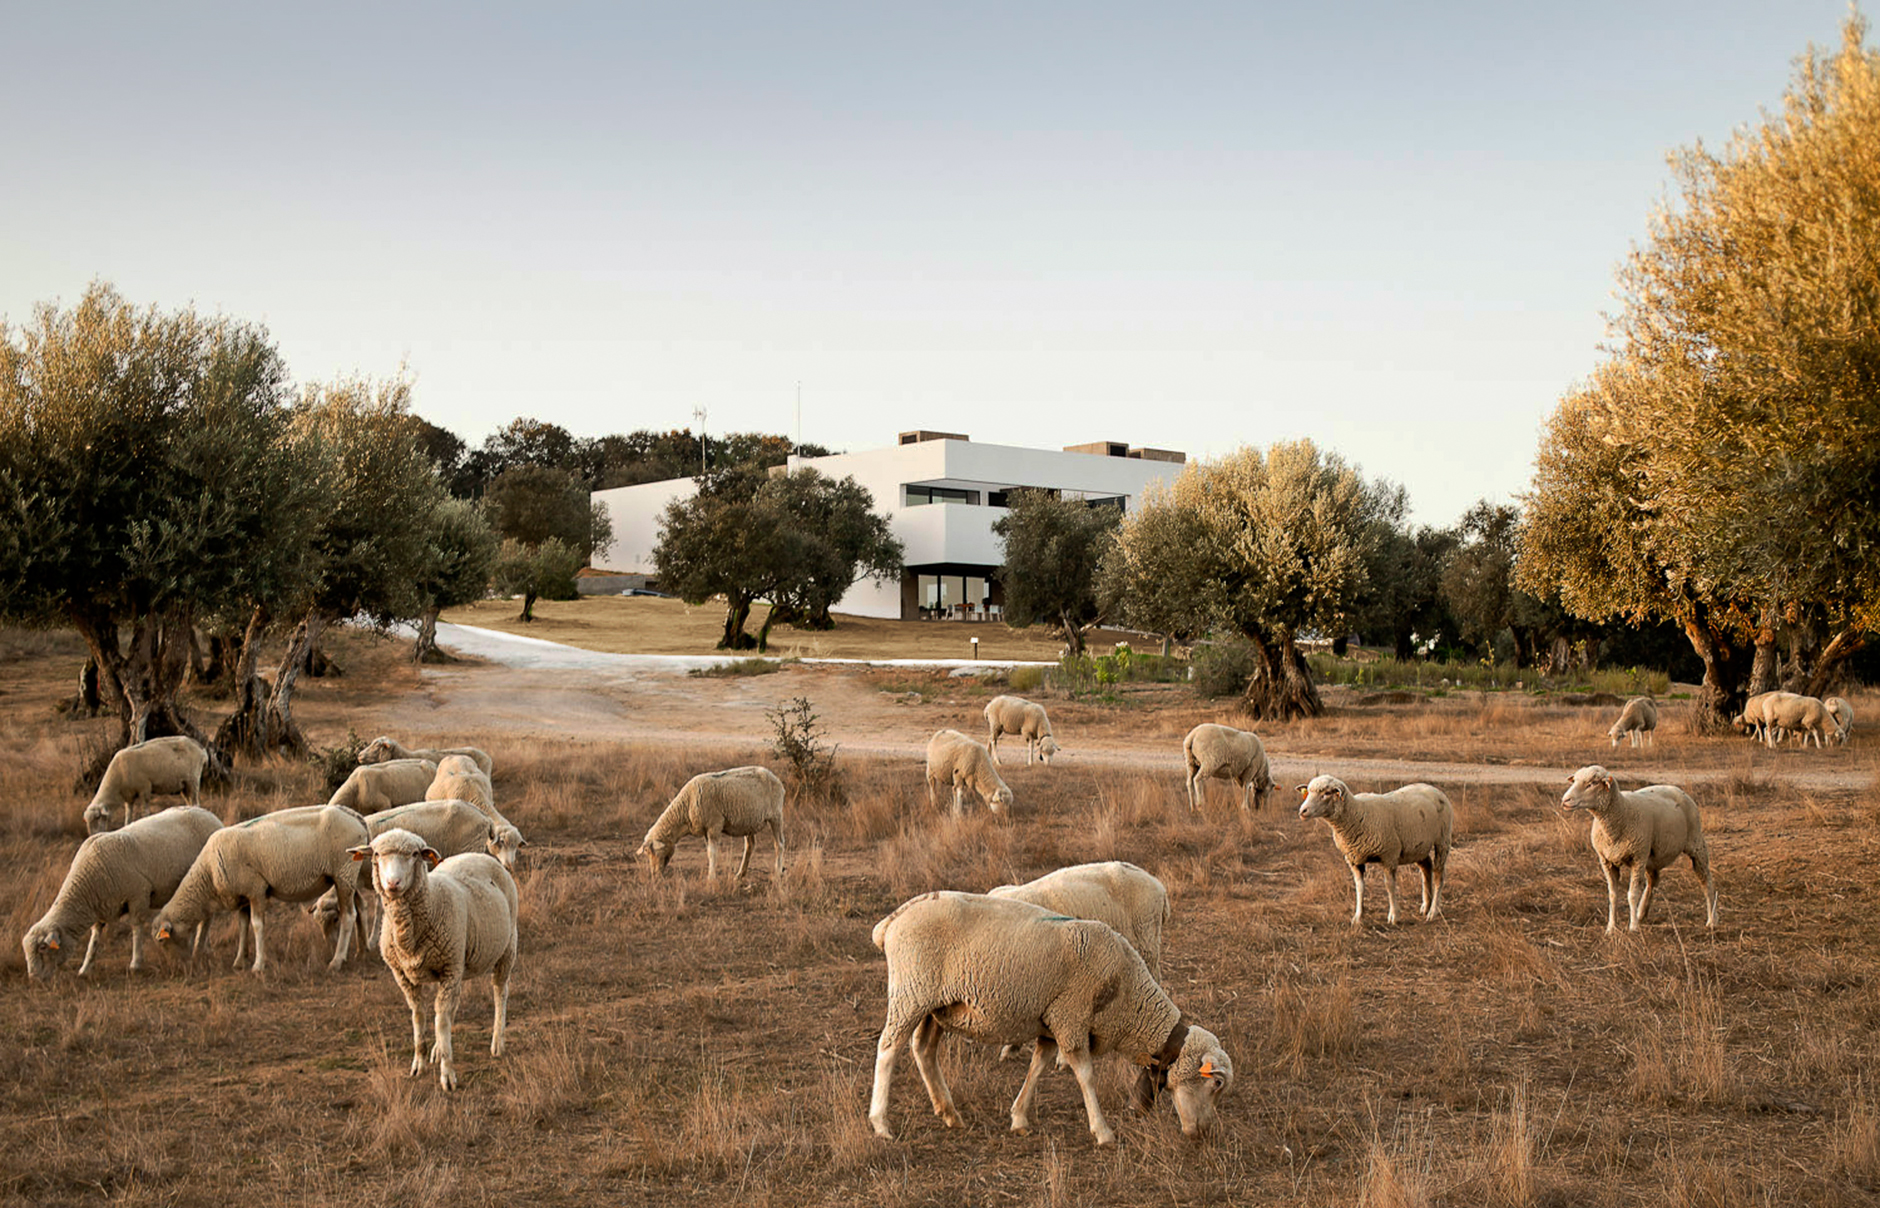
483;464;611;621
992;489;1122;656
412;496;499;661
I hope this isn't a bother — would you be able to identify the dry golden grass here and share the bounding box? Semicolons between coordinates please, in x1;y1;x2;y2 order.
2;628;1878;1205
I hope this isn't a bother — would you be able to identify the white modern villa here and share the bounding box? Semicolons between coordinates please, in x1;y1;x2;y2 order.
590;431;1187;620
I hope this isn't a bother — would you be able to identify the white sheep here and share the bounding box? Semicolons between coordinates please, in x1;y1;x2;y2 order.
310;799;519;945
359;736;494;777
1560;765;1717;933
1734;691;1793;746
1825;696;1855;745
426;754;495;811
1183;723;1272;812
24;805;223;980
867;890;1232;1147
1608;696;1658;748
152;804;370;972
83;736;210;835
924;729;1013;816
352;828;519;1091
1296;775;1453;925
329;758;437;813
983;694;1062;766
636;765;786;880
1769;693;1835;749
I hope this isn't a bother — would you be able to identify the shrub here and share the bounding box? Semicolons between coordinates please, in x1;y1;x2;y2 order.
310;726;367;795
766;696;841;802
1192;639;1259;699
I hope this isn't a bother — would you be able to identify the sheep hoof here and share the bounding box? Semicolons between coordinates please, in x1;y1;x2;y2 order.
1010;1120;1031;1135
1092;1130;1117;1148
871;1122;895;1141
439;1069;458;1091
939;1109;963;1129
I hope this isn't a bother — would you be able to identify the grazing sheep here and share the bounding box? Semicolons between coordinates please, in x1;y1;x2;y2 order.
1296;775;1453;925
426;754;495;811
636;765;785;880
83;736;210;835
1560;765;1716;933
867;891;1232;1147
359;736;493;777
311;799;518;946
330;758;437;813
152;804;370;972
983;695;1062;766
924;730;1013;816
1734;691;1794;746
1608;697;1658;748
1825;697;1855;745
24;806;223;980
353;828;519;1091
1769;693;1835;749
1183;724;1272;812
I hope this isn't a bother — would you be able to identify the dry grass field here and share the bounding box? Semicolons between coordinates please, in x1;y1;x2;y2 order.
3;624;1879;1206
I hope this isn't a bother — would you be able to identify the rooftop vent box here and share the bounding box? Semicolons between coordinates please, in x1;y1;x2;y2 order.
899;430;970;445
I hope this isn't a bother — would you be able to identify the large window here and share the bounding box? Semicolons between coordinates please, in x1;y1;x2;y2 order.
917;573;992;617
904;485;981;506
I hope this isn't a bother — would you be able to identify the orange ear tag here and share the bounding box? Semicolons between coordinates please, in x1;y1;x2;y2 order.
1199;1060;1214;1077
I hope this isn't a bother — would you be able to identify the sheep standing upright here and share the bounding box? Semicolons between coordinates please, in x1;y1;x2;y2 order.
1607;697;1658;748
924;730;1013;816
1297;775;1453;925
1183;724;1272;812
354;828;519;1091
636;765;786;880
83;736;211;834
983;695;1062;766
311;798;520;947
1561;765;1716;933
24;805;223;980
867;891;1232;1147
151;804;369;972
1769;694;1835;749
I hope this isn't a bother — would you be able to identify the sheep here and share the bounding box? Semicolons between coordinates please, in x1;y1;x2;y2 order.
636;765;785;880
1560;765;1716;933
82;736;210;835
1296;775;1453;925
924;729;1013;816
867;890;1233;1147
352;828;519;1091
1183;723;1272;812
329;758;437;813
1608;697;1658;748
1825;696;1855;745
151;804;370;972
359;736;494;777
1734;691;1794;746
983;694;1062;766
426;754;495;811
24;805;223;980
311;799;520;946
1768;693;1835;749
988;860;1170;1065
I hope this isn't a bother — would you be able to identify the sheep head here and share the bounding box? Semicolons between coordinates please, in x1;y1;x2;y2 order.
357;737;397;764
488;824;527;871
1560;765;1616;812
637;837;675;873
1037;736;1062;764
1297;775;1349;821
990;785;1014;814
358;828;440;900
1168;1026;1233;1138
81;800;115;835
23;925;67;981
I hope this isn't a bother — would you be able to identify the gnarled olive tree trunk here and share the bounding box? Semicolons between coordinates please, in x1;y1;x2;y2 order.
214;606;275;758
1682;611;1753;733
68;610;225;787
1241;625;1323;720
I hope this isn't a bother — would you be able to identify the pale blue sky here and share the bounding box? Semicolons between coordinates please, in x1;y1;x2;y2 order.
1;2;1854;524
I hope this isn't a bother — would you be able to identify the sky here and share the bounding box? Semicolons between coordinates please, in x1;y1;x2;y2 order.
0;1;1856;525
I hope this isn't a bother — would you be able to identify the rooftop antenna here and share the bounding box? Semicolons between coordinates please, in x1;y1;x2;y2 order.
692;406;707;474
795;382;802;456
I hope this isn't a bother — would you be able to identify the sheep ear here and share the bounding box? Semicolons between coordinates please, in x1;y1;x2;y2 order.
44;936;58;952
1600;775;1614;789
348;845;370;862
1295;784;1309;796
519;838;530;847
155;924;171;941
421;847;441;868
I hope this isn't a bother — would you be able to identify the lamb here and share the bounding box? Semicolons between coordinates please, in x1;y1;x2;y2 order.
426;753;496;810
82;736;210;835
1607;696;1658;748
1768;693;1835;749
352;828;519;1091
635;765;786;880
1296;775;1453;925
983;694;1062;766
924;729;1013;816
1560;765;1716;933
329;758;437;813
151;804;370;972
311;799;521;945
1183;723;1272;812
1825;696;1855;745
359;736;494;777
24;805;223;980
867;890;1232;1147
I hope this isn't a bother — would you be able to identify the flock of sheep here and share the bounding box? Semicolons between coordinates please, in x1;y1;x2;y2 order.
17;681;1854;1146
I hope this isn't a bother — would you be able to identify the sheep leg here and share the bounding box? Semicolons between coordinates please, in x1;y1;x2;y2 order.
1425;856;1445;919
770;819;786;876
127;912;147;971
1691;850;1717;927
909;1016;961;1128
392;968;427;1078
327;883;357;970
1010;1037;1056;1134
705;829;718;881
868;1010;925;1139
490;949;514;1058
1600;859;1623;933
232;904;251;970
1416;861;1433;916
926;775;938;812
1636;867;1660;925
1059;1045;1116;1147
1383;865;1401;925
1185;766;1199;810
989;731;1002;765
1625;867;1648;932
1026;738;1035;767
77;923;104;976
951;781;964;816
248;899;267;972
734;834;755;881
190;920;209;959
432;974;464;1090
1348;863;1366;925
1240;776;1254;813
